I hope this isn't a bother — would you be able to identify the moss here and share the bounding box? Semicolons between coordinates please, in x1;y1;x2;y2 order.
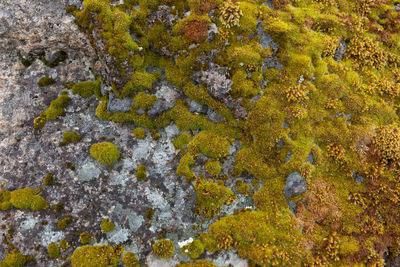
40;51;68;67
47;242;60;259
79;232;93;245
235;180;250;196
122;252;139;267
59;131;82;146
153;239;175;259
59;239;69;250
177;153;196;182
90;142;120;165
57;217;72;230
34;91;71;132
9;188;47;211
176;260;218;267
71;79;101;99
188;131;231;159
194;178;236;218
65;162;75;171
122;71;158;96
204;160;221;177
145;208;154;220
0;190;11;211
133;128;146;139
133;92;157;111
3;249;26;267
37;77;55;87
136;165;147;181
150;129;160;140
43;173;54;186
180;239;205;259
173;133;191;149
101;219;115;233
70;245;123;267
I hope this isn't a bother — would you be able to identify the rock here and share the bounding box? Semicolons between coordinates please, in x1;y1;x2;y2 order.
334;40;347;62
78;162;101;182
189;100;208;114
107;93;133;113
256;21;278;51
284;172;307;198
305;152;314;164
207;109;225;123
353;173;364;184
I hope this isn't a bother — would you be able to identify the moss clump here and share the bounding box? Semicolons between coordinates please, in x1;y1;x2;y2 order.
37;77;55;87
9;188;47;210
71;79;101;98
180;239;205;260
122;252;139;267
40;51;68;67
43;173;54;186
134;92;157;111
188;131;231;159
136;165;147;181
218;0;243;28
59;239;69;250
145;208;154;220
70;245;123;267
57;216;72;230
79;232;93;244
173;133;191;150
176;260;218;267
90;142;120;165
373;125;400;163
194;179;236;218
153;239;175;259
59;131;82;146
101;219;115;233
235;180;250;196
34;91;70;132
0;190;12;210
2;249;26;267
177;153;196;182
47;242;60;259
204;160;221;177
133;128;146;139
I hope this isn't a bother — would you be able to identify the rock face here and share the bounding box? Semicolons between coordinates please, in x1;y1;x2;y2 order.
284;172;307;199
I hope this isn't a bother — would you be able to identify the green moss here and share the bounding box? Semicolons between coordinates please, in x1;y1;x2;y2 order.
57;216;72;230
3;249;26;267
47;242;60;259
180;239;205;259
134;92;157;111
150;129;161;140
204;160;221;177
122;71;158;96
90;142;120;165
59;131;82;146
59;239;69;250
145;208;154;220
40;51;68;67
43;173;54;186
101;219;115;233
173;133;191;149
235;180;250;196
188;131;231;159
176;260;218;267
70;245;123;267
37;77;55;87
0;190;11;210
133;128;146;139
71;79;101;98
194;179;236;218
153;239;175;259
136;165;147;181
34;91;71;132
122;252;139;267
177;153;196;182
79;232;93;244
9;188;47;210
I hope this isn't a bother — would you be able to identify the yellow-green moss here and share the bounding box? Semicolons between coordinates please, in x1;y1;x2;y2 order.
9;188;48;210
2;249;26;267
59;239;69;250
122;252;139;267
57;216;72;230
204;160;221;177
194;178;236;218
180;239;205;259
79;232;93;244
43;173;54;186
70;79;101;98
0;190;11;210
133;128;146;139
136;165;147;181
188;131;231;159
47;242;60;259
177;153;195;182
90;142;120;165
70;245;123;267
235;180;250;196
173;133;191;149
59;131;82;146
134;92;157;111
37;77;55;87
101;219;115;233
176;260;218;267
153;239;175;259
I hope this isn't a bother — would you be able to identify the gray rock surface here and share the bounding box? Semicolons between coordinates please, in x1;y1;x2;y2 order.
107;93;133;113
284;172;307;198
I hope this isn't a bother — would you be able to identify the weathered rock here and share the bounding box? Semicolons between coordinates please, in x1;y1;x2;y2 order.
107;93;133;113
284;172;307;198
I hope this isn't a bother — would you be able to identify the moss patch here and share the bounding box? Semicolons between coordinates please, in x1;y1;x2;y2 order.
90;142;120;165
